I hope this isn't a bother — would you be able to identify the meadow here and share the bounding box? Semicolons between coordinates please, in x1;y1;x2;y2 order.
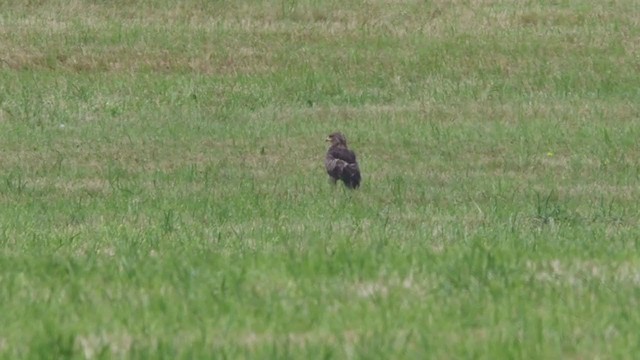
1;0;640;358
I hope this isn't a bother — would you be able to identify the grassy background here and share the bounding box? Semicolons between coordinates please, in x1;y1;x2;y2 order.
1;0;640;358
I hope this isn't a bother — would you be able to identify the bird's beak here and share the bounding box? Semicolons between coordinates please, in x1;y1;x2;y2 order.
325;136;331;142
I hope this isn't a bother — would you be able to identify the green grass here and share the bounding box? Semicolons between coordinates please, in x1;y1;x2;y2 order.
1;0;640;358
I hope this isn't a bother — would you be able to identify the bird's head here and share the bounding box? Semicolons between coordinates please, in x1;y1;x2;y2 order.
326;132;347;147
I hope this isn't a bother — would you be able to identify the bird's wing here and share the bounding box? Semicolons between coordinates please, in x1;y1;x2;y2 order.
328;147;357;164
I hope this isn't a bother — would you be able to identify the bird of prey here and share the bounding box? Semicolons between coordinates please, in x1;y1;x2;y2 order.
325;132;361;189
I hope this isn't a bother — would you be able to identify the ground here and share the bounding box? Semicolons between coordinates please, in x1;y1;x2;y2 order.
1;0;640;358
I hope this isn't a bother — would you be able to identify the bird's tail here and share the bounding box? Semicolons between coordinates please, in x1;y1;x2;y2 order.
342;163;361;189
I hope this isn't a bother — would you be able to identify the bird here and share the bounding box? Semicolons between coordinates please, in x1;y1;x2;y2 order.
325;132;361;189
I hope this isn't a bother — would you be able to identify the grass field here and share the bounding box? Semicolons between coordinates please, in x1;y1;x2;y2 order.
1;0;640;358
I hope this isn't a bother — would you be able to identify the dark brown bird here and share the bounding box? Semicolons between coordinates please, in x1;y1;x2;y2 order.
325;132;361;189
